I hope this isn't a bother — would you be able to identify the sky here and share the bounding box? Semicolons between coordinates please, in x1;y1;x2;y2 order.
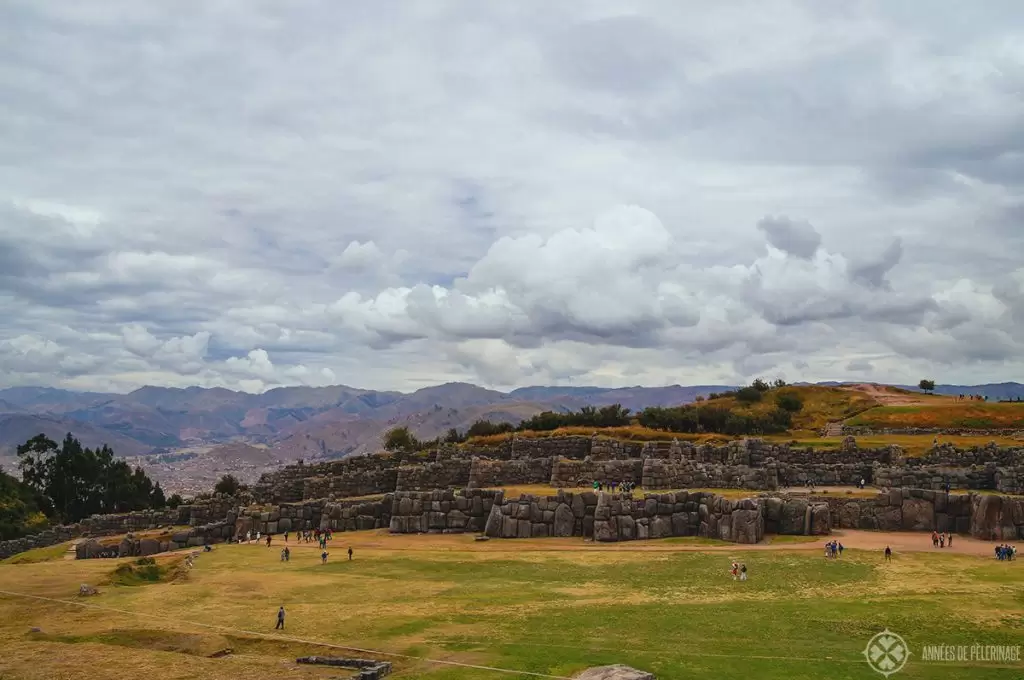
1;1;1023;394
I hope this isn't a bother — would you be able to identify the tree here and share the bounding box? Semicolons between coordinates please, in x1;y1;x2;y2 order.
15;433;165;524
214;474;241;496
919;379;936;394
0;466;48;540
383;426;419;451
166;493;184;509
751;378;771;393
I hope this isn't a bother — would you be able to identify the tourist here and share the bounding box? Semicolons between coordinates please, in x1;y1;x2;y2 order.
275;606;285;630
947;532;953;548
246;530;251;543
280;548;287;562
939;534;945;548
266;534;272;548
931;531;939;548
730;562;739;580
284;531;288;542
321;550;329;564
740;563;748;581
884;546;892;562
284;546;290;561
837;542;844;557
348;546;353;561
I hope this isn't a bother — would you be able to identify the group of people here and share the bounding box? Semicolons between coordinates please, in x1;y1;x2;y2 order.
285;529;332;545
996;544;1017;560
591;480;636;494
930;531;954;548
824;540;844;558
729;562;748;580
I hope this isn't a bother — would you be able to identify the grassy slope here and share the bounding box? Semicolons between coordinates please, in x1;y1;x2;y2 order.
465;385;881;445
466;386;1024;447
1;537;1022;679
849;402;1024;430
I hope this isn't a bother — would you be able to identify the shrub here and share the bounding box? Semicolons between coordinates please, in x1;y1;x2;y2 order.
735;387;764;403
775;392;804;413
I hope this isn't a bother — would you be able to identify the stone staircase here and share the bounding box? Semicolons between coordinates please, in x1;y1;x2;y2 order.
822;421;844;437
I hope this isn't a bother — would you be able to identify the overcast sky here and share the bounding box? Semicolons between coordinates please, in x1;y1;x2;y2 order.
1;1;1023;394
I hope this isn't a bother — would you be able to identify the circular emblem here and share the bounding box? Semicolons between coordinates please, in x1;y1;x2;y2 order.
863;629;910;676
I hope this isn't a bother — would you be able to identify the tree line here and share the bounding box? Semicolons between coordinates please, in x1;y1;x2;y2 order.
0;433;171;541
383;381;805;451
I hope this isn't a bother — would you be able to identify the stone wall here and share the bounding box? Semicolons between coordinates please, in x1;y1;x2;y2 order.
550;459;644;488
389;488;503;534
0;525;79;560
467;457;553;488
253;456;403;503
319;496;393;532
789;489;973;534
395;459;473;491
874;465;996;491
642;458;777;491
303;468;399;500
970;494;1024;540
592;491;769;543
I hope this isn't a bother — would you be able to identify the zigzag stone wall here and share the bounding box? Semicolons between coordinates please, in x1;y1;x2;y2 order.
467;457;553;488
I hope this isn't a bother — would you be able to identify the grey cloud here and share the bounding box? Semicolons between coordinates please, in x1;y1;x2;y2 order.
757;216;822;259
1;2;1023;391
850;239;903;289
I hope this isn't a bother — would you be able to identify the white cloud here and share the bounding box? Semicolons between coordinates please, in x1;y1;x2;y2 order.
1;2;1023;393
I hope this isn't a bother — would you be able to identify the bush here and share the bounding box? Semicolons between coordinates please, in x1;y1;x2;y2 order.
775;392;804;413
735;387;764;403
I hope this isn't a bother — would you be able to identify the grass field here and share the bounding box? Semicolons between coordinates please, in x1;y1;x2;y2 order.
848;403;1024;430
765;434;1024;457
1;532;1022;680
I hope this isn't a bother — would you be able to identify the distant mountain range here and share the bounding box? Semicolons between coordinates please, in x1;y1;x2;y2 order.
1;381;1022;465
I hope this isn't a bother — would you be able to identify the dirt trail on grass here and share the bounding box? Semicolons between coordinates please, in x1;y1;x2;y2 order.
273;528;1009;558
840;383;942;406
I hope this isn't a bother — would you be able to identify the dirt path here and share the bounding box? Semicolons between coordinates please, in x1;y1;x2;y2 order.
264;529;1011;558
839;383;939;406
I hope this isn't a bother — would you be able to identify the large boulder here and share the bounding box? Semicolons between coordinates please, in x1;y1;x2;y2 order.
731;508;764;544
901;497;935;532
778;499;808;534
553;503;575;537
809;504;831;535
138;538;162;557
573;665;655;680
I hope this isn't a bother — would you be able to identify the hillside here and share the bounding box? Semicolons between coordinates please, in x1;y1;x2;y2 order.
848;402;1024;430
462;383;1005;444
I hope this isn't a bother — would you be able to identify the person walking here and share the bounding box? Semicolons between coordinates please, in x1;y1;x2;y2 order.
275;606;285;630
739;563;748;581
348;546;353;561
321;550;329;564
884;546;892;562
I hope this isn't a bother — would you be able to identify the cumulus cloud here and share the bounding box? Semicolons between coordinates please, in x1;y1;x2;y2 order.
1;2;1023;392
757;216;822;259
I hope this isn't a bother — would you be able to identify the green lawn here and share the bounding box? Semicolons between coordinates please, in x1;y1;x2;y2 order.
0;537;1022;679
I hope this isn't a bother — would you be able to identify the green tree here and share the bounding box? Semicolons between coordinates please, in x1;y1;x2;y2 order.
166;493;184;509
0;466;48;540
15;433;165;524
214;474;241;496
383;426;419;451
751;378;771;393
919;379;936;394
